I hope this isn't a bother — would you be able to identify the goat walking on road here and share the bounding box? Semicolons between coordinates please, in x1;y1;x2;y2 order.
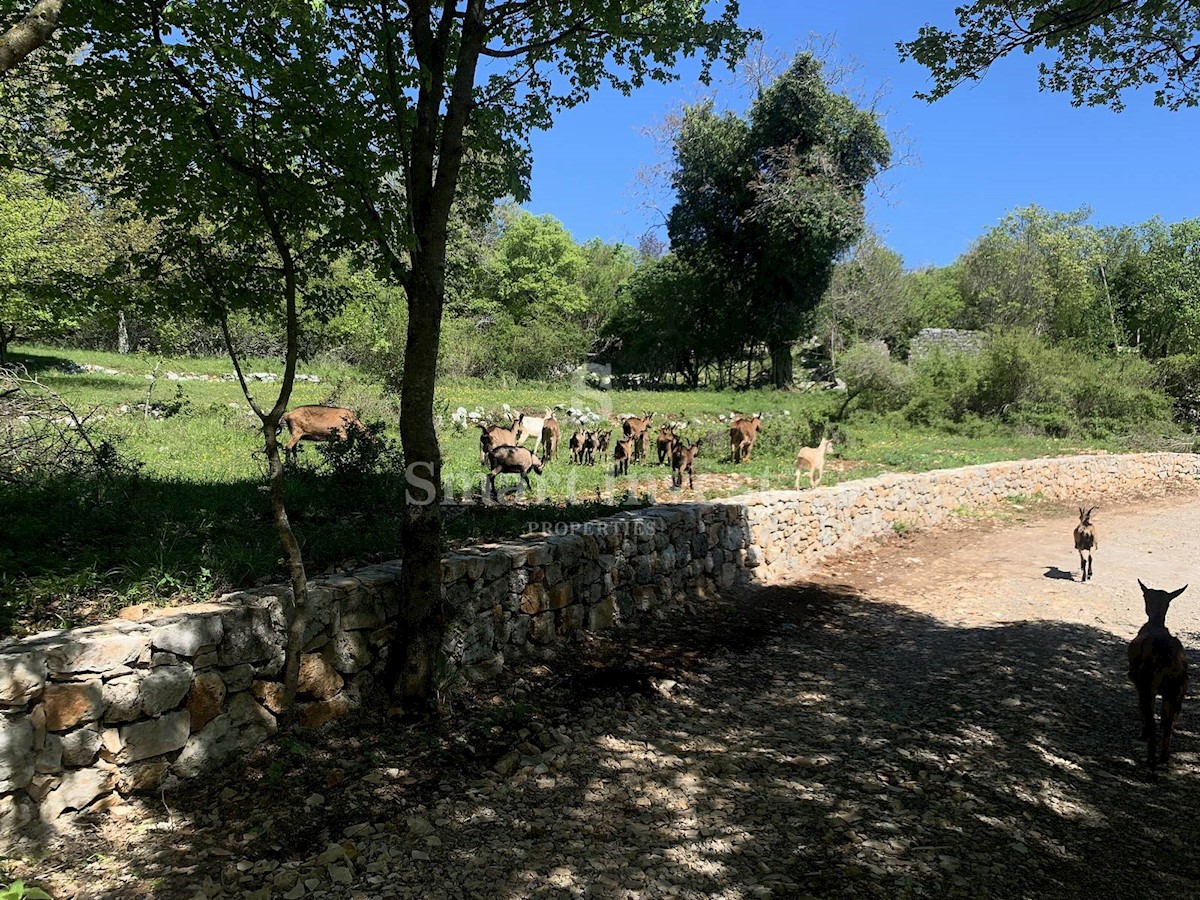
1128;580;1189;772
794;438;833;490
1073;507;1098;582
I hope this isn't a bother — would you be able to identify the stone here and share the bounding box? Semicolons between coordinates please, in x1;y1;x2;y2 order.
61;725;102;767
299;694;350;729
35;732;63;774
519;584;548;615
188;673;227;731
528;613;556;645
118;759;170;794
117;710;190;763
298;654;344;701
221;664;254;692
41;681;105;732
251;680;287;715
102;674;143;723
173;693;275;778
39;766;116;820
0;650;47;704
140;665;193;717
322;631;372;675
218;606;283;667
0;793;32;836
586;597;618;632
547;583;573;610
46;631;146;675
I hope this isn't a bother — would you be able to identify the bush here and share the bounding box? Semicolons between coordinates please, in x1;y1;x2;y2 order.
1156;353;1200;427
903;349;980;426
835;342;912;416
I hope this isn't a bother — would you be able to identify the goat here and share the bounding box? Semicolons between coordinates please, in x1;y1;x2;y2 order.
514;409;552;450
568;430;586;465
622;412;654;463
581;430;598;466
794;438;834;490
1128;580;1189;771
596;430;612;463
671;440;701;490
539;416;561;462
279;405;369;459
479;421;518;466
1073;506;1098;583
655;426;678;466
485;445;544;501
612;436;634;476
728;413;763;464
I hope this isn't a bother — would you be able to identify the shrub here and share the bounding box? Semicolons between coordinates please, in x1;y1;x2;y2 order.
835;342;912;417
1156;353;1200;427
903;349;980;426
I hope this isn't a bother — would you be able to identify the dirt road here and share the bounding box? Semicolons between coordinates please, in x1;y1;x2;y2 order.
22;491;1200;899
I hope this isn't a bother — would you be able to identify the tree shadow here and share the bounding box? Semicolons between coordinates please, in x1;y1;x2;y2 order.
21;577;1200;899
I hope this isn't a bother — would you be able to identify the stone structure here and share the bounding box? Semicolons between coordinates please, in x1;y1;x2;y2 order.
908;328;987;359
2;452;1198;842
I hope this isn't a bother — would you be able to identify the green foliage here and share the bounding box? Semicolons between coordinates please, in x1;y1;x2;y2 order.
666;52;892;386
903;349;981;428
899;0;1200;110
489;211;589;322
906;264;966;329
0;881;52;900
1110;218;1200;358
836;342;912;416
1155;353;1200;427
821;231;916;353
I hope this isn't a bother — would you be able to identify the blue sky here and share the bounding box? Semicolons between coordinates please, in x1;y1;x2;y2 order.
523;0;1200;269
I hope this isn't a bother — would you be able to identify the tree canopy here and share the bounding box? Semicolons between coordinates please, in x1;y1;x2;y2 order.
899;1;1200;109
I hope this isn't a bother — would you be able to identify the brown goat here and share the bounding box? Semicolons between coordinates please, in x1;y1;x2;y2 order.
485;445;544;501
728;413;763;464
539;416;561;462
1073;506;1098;583
279;405;368;458
794;438;834;490
568;430;586;465
479;421;518;466
671;440;701;490
596;430;612;463
622;412;654;463
655;426;677;466
612;436;634;476
1128;580;1189;771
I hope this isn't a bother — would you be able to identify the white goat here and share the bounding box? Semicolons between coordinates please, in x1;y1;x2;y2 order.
794;438;834;490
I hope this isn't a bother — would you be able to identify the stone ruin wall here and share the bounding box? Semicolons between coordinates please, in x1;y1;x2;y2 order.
2;452;1198;842
908;328;987;359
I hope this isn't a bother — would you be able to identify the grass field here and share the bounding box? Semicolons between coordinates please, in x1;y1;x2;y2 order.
1;344;1122;635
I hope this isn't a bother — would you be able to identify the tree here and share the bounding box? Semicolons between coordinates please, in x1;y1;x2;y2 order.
667;53;891;387
29;1;754;715
957;205;1113;351
489;211;589;323
1111;217;1200;357
0;0;61;75
899;1;1200;110
906;264;965;330
819;230;914;357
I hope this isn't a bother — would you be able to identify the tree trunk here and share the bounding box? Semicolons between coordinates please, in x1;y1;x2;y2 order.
387;244;446;717
0;325;11;366
117;310;129;354
770;341;793;389
0;0;62;75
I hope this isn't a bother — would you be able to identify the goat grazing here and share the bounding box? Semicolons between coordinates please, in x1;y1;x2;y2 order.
612;436;634;476
622;412;654;462
1128;580;1189;771
728;413;763;464
794;438;834;490
539;416;561;462
279;405;369;459
1073;506;1098;583
671;440;701;490
479;422;518;466
655;426;677;466
485;445;544;501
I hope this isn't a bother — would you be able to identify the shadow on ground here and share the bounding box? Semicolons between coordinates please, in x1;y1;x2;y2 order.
21;580;1200;899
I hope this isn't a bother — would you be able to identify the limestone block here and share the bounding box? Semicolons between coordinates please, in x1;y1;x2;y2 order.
42;681;104;731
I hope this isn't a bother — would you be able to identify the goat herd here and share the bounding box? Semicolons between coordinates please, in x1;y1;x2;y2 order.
476;409;808;500
279;405;1188;774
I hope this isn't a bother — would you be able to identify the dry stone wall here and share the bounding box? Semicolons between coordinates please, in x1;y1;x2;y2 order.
2;452;1198;842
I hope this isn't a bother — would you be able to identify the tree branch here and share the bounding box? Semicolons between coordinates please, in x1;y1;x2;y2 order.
0;0;62;76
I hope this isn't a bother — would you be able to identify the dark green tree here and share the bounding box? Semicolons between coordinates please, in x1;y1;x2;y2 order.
900;1;1200;110
667;53;891;387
